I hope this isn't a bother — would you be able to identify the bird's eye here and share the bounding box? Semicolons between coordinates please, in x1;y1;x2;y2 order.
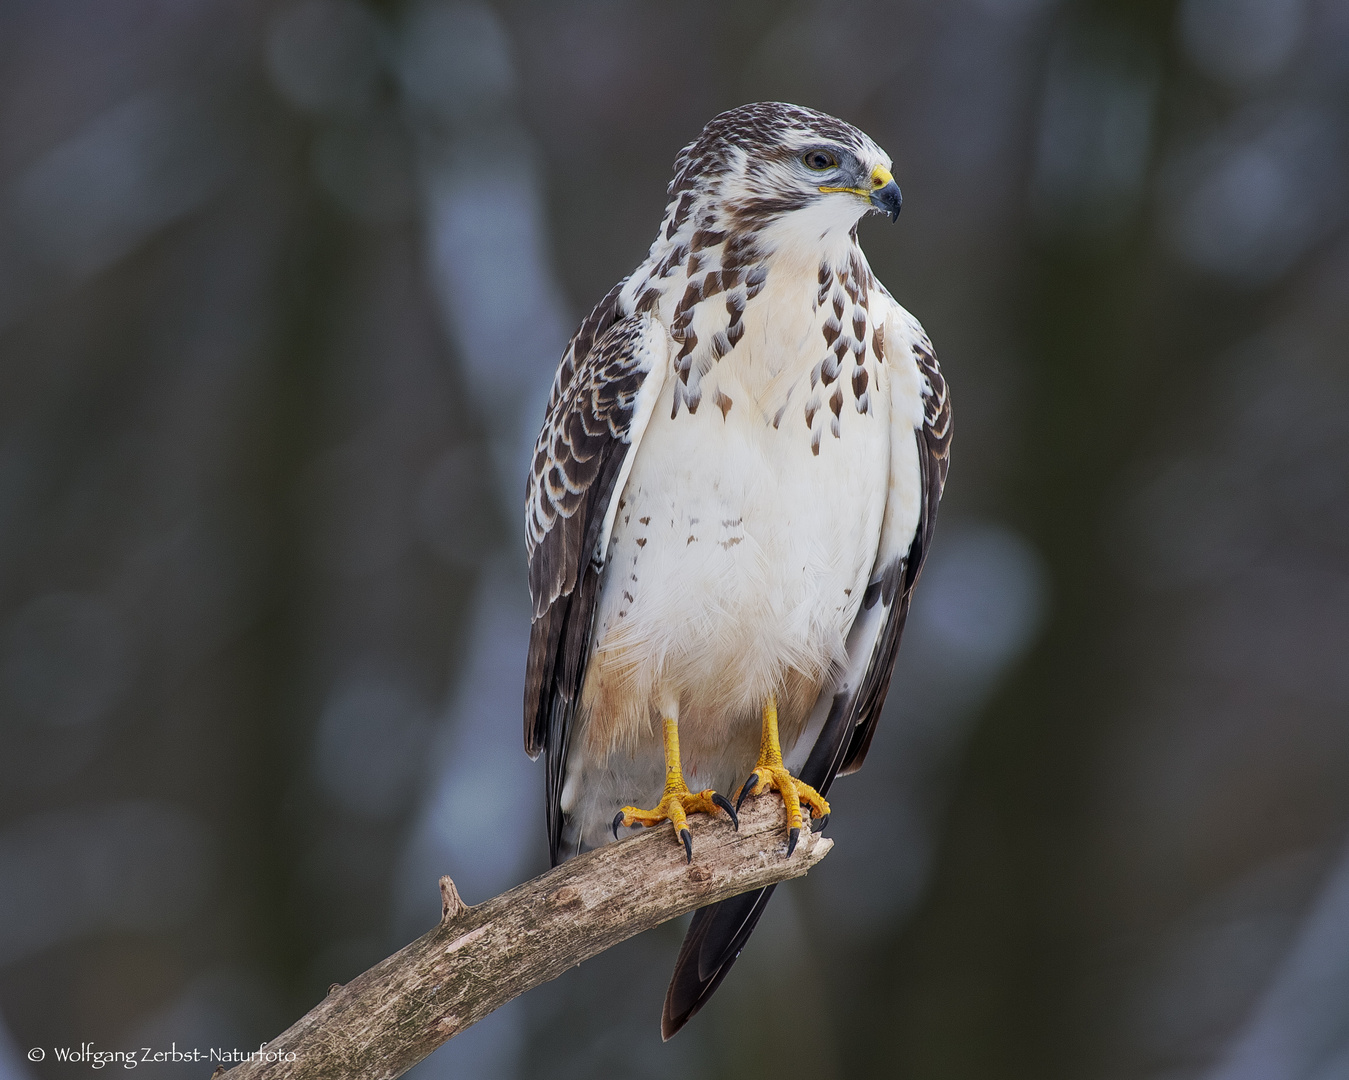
802;150;837;171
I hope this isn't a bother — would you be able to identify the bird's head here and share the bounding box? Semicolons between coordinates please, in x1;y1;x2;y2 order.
664;102;902;255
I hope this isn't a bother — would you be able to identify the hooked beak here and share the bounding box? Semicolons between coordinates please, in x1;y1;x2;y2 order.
869;165;902;222
821;163;902;221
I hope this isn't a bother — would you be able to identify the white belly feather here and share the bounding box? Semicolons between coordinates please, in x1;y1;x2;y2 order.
572;274;893;817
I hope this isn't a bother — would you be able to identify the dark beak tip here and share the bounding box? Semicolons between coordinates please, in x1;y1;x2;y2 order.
870;180;902;222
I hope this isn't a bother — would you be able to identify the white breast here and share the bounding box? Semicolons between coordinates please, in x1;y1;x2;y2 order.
577;259;892;779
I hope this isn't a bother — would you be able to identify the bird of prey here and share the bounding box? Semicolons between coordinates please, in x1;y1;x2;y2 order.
524;102;950;1038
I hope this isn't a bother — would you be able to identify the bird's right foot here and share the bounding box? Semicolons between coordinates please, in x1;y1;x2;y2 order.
613;787;738;862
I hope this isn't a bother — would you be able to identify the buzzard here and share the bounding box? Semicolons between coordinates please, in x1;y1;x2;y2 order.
524;102;950;1038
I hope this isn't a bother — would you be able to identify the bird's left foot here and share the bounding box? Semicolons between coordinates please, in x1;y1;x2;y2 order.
736;765;830;857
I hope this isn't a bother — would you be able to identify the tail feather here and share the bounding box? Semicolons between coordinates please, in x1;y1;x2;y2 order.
660;885;777;1040
661;685;859;1038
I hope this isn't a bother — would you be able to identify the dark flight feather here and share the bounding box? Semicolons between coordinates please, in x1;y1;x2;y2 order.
524;291;668;864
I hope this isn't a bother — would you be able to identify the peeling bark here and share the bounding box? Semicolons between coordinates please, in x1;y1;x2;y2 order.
220;798;832;1079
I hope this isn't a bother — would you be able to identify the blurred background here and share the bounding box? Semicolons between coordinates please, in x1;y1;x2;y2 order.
1;0;1347;1077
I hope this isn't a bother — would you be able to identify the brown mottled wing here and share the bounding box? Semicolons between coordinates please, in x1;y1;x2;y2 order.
524;298;670;865
836;329;951;775
662;310;951;1040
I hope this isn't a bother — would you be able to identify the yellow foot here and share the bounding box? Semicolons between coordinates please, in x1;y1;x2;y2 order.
612;788;738;862
736;765;830;857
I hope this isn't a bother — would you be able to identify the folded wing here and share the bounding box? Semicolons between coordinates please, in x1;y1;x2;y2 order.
524;295;670;864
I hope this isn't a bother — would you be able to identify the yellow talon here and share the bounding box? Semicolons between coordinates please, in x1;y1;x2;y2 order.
612;717;738;861
736;695;830;856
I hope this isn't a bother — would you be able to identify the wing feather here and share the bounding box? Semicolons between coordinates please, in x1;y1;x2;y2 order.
838;306;951;775
524;301;670;864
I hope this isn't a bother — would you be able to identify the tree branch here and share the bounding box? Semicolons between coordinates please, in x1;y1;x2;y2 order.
219;798;832;1080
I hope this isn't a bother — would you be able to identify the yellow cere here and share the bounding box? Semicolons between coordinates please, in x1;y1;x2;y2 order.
818;164;895;197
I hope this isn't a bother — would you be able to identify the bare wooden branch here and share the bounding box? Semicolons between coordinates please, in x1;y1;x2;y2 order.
219;798;832;1080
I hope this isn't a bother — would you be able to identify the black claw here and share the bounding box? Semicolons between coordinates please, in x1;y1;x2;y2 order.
680;828;693;863
810;812;830;834
736;773;759;812
786;826;800;857
711;792;739;830
612;811;625;840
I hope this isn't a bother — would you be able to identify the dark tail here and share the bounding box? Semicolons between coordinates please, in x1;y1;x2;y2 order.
661;686;862;1038
660;884;778;1040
